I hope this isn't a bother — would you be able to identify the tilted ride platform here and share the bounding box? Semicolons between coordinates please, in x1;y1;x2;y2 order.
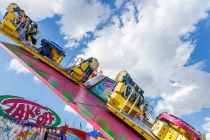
0;41;145;140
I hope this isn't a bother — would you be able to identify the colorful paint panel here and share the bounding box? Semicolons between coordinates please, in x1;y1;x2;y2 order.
88;77;115;102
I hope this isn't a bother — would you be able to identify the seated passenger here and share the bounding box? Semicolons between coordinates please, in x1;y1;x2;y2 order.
89;57;99;71
24;16;32;28
70;57;99;82
15;10;26;26
29;23;39;45
24;20;39;45
24;16;33;43
14;10;26;40
2;3;19;31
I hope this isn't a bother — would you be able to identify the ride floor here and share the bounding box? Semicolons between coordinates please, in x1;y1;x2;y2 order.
0;41;144;140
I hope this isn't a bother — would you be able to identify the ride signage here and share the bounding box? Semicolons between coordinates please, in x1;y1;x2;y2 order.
0;95;61;128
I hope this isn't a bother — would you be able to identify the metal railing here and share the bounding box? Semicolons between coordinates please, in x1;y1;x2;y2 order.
117;83;153;120
142;101;153;120
120;84;145;115
11;18;24;35
66;57;84;73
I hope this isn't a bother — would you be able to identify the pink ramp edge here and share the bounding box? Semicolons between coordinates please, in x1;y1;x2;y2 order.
0;42;144;140
159;113;200;140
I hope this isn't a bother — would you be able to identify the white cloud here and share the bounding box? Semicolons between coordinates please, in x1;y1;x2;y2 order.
79;0;210;116
203;117;210;140
7;58;41;83
57;0;111;41
0;0;59;21
85;122;93;132
7;59;29;74
2;0;210;117
0;0;111;41
64;105;78;115
115;0;125;9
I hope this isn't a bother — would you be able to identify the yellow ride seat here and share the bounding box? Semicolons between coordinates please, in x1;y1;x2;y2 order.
115;71;127;82
151;120;169;140
51;48;64;64
7;3;18;12
163;127;179;140
168;122;192;140
169;123;189;136
1;12;19;38
81;61;89;71
5;12;16;21
89;58;99;71
72;67;84;76
72;61;89;75
71;61;89;81
2;12;17;30
108;92;143;116
71;72;83;81
1;3;20;37
113;82;126;94
176;134;190;140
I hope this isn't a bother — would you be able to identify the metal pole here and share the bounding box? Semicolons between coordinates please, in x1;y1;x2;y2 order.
120;84;135;112
11;19;23;36
128;94;140;114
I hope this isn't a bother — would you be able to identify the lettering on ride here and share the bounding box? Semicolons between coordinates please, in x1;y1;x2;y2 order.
1;98;55;127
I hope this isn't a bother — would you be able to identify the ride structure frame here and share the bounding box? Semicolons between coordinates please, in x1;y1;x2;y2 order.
0;41;145;140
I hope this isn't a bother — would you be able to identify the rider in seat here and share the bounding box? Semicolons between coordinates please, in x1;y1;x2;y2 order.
1;3;39;46
25;21;39;45
70;57;99;82
1;3;21;38
108;71;145;116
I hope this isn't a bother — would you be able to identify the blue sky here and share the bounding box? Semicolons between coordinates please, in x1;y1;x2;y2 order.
0;0;210;137
0;9;93;133
0;34;90;131
189;12;210;72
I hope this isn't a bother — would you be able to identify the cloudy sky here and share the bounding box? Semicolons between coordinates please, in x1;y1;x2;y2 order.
0;0;210;138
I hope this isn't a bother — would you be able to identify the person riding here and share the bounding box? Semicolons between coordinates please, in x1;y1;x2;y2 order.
2;3;20;31
16;10;25;21
24;16;32;43
15;9;26;40
15;10;26;26
27;22;39;45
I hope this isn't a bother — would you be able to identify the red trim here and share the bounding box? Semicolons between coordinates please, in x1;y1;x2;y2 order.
58;126;88;140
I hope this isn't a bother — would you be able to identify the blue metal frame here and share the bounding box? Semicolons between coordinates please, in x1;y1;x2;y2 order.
41;39;65;56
